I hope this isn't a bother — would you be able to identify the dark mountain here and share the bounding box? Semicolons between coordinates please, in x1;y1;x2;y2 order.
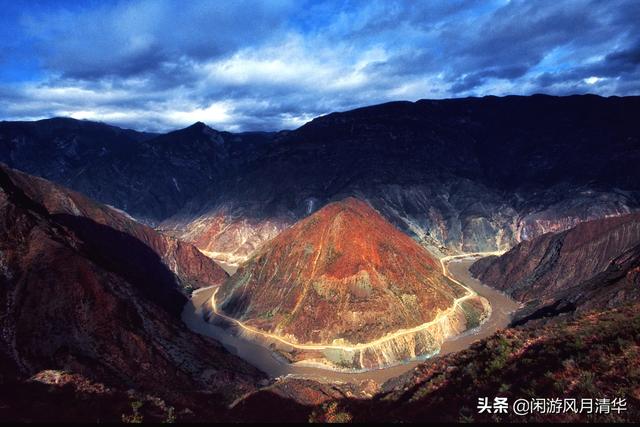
1;163;229;294
0;117;278;223
162;95;640;265
470;212;640;325
0;164;264;421
2;95;639;267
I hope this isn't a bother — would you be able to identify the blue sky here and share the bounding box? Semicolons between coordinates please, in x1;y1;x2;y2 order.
0;0;638;132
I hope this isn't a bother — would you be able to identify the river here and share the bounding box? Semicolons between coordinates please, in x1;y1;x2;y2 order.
181;256;520;384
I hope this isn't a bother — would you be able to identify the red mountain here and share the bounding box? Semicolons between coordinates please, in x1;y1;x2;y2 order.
216;197;489;369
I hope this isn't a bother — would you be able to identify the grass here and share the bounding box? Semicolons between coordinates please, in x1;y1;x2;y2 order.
326;303;640;422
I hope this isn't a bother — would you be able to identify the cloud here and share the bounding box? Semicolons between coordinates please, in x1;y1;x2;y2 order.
0;0;638;132
23;0;295;79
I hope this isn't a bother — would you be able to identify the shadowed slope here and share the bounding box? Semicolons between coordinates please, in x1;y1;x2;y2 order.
470;212;640;324
1;163;229;293
0;164;264;421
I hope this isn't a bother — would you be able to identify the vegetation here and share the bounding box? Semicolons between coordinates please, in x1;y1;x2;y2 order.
330;303;640;422
122;401;144;424
460;300;484;329
309;402;353;423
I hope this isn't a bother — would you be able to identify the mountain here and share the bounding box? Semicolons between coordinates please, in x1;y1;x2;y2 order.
161;95;640;266
2;95;640;271
0;117;278;223
0;164;265;421
470;212;640;325
1;163;229;295
215;197;489;369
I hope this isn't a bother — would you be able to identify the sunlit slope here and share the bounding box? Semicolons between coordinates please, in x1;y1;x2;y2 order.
215;197;489;369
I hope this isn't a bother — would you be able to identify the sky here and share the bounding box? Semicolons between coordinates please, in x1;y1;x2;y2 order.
0;0;638;132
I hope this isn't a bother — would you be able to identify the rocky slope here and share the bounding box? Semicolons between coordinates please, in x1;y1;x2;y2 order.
0;165;265;422
162;94;640;264
214;197;489;370
0;164;229;294
162;206;288;270
470;213;640;324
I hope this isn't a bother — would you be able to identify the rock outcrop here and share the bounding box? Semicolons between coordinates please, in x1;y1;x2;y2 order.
214;198;489;370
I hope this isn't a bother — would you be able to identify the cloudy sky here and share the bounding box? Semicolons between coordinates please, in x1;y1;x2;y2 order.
0;0;638;132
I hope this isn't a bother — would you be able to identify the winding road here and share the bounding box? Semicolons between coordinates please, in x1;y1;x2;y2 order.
182;252;520;384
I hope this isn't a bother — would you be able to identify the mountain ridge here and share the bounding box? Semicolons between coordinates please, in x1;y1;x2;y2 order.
2;94;640;266
470;212;640;325
0;165;265;420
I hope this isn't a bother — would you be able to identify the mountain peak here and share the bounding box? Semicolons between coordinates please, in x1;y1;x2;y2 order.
185;121;216;132
215;196;489;369
190;121;208;128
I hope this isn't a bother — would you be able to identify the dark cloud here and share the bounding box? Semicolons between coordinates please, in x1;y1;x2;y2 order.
604;43;640;73
0;0;638;132
24;0;294;79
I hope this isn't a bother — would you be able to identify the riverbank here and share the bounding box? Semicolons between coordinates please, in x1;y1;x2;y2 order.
182;255;520;384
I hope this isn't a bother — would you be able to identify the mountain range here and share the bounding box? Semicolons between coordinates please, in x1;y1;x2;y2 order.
1;94;640;422
3;95;639;269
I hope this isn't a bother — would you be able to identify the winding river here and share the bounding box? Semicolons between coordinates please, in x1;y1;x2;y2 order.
182;255;520;384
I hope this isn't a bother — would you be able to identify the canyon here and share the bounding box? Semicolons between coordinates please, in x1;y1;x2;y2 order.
1;94;639;421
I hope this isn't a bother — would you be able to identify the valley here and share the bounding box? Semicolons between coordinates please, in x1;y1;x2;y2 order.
2;0;640;421
182;254;520;383
1;94;639;422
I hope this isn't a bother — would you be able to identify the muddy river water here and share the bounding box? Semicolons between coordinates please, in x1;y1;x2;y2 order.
182;257;520;384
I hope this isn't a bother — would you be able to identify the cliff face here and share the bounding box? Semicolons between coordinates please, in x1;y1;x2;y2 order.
0;165;263;415
470;213;640;324
215;197;489;369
